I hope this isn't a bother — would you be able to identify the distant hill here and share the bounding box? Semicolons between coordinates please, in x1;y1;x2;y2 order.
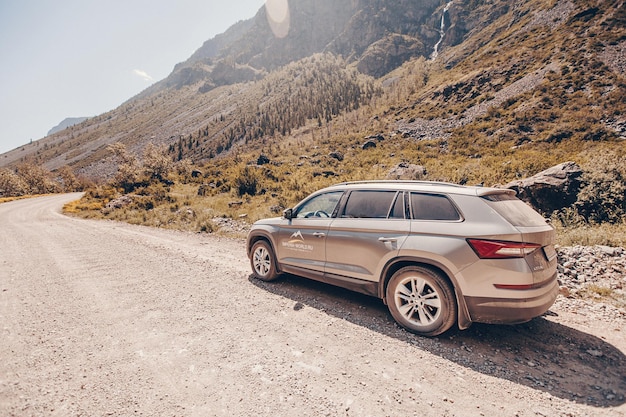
47;117;89;136
0;0;623;185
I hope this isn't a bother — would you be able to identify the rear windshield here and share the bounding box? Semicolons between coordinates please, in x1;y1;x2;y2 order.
482;194;548;227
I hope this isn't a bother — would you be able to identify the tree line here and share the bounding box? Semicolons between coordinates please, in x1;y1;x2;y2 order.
168;54;380;161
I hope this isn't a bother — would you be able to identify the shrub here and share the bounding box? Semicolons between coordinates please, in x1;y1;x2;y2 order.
143;144;173;182
108;143;142;192
235;166;261;197
0;168;27;196
575;153;626;224
15;163;61;194
55;166;83;191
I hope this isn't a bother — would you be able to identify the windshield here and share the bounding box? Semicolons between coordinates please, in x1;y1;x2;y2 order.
482;194;548;227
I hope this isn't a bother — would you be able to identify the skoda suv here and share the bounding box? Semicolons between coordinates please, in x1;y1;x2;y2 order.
246;181;558;336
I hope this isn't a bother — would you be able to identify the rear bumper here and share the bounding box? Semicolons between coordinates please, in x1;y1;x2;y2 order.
464;275;559;324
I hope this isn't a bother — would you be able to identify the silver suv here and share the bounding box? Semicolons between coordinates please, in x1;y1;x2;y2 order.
246;181;558;336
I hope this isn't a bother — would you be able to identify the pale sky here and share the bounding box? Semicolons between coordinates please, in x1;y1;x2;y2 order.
0;0;265;154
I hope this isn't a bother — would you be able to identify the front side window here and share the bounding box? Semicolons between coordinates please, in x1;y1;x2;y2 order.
295;191;343;218
411;193;460;221
341;190;399;219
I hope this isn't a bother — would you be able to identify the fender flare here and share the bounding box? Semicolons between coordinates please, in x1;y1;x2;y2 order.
380;256;472;330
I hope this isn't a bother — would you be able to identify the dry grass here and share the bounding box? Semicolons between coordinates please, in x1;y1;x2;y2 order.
580;284;626;310
0;196;25;204
63;199;103;213
554;222;626;248
0;194;49;204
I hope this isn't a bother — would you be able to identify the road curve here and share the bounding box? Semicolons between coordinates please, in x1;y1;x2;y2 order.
0;194;624;416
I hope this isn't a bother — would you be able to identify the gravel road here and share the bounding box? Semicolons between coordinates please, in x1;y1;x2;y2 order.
1;194;625;417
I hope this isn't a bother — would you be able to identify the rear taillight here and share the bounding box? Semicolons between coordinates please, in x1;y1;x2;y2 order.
467;239;541;259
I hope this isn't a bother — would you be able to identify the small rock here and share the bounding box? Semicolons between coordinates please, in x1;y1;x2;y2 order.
329;151;344;161
257;154;270;165
586;349;603;357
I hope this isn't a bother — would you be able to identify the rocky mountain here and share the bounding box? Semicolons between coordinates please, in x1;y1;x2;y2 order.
1;0;624;185
144;0;445;94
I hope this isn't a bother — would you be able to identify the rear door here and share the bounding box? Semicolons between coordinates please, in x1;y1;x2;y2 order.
325;190;409;282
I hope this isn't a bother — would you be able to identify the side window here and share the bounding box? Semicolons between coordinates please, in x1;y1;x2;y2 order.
389;192;406;219
411;193;460;221
342;191;398;219
295;191;343;218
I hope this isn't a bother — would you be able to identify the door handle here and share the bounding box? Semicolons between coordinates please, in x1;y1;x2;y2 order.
378;237;398;242
313;232;326;238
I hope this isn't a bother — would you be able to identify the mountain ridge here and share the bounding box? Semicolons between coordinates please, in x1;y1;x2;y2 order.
47;117;90;136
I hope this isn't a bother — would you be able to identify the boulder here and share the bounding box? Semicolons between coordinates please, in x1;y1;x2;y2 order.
329;151;344;161
505;161;583;215
362;140;377;150
386;162;427;180
104;195;133;210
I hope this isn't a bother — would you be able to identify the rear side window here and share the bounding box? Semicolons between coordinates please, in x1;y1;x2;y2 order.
410;193;460;221
482;193;548;227
342;191;398;218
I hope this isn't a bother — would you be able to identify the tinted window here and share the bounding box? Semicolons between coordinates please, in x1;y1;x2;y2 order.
295;191;343;218
411;193;460;221
389;192;406;219
342;191;398;218
482;193;547;227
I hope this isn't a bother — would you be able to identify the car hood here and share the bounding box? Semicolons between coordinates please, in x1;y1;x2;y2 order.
253;217;283;226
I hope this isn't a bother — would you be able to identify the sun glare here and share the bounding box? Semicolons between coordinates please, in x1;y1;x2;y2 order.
265;0;290;38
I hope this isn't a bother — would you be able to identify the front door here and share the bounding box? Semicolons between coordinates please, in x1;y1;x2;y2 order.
276;191;343;276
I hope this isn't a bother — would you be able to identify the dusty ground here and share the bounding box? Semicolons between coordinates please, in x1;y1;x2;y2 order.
0;194;624;417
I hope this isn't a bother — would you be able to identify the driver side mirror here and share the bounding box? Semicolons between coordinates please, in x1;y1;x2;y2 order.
283;208;293;220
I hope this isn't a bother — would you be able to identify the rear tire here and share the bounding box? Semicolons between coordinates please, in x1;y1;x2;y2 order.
250;240;280;281
386;266;457;336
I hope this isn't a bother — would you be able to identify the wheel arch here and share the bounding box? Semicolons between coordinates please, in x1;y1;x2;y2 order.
379;257;472;330
247;230;277;257
248;231;284;280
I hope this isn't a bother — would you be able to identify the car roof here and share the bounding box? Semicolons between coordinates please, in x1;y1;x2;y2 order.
320;180;515;197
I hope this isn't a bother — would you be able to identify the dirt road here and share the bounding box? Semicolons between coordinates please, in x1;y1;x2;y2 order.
1;194;624;417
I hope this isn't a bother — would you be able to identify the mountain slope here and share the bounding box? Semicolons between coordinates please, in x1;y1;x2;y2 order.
1;0;624;189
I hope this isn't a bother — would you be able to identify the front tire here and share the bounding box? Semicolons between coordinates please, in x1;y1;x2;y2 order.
250;240;280;281
386;266;457;336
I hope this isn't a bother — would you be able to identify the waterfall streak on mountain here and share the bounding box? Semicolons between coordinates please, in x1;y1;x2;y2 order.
431;1;453;60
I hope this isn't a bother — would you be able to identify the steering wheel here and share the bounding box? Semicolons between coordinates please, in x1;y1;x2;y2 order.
313;210;329;218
